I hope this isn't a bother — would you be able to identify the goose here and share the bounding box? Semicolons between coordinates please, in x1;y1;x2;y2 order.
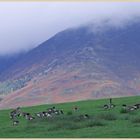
13;120;19;126
27;115;35;120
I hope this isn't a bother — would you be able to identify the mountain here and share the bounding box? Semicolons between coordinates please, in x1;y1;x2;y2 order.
0;21;140;109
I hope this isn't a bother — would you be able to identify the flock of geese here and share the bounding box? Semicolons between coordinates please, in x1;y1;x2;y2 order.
10;106;64;125
9;98;140;126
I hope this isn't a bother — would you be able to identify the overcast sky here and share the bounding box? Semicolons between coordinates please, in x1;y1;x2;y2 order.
0;2;140;55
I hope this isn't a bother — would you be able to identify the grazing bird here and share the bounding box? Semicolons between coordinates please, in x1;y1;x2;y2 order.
10;107;22;126
122;104;127;109
42;111;47;117
103;104;109;109
122;104;137;112
35;111;51;118
35;107;64;120
52;106;56;110
60;110;64;114
133;104;140;109
10;107;21;119
13;120;19;126
21;112;35;120
35;112;43;118
79;114;90;120
46;107;64;116
47;106;56;113
27;115;35;121
46;113;52;118
54;110;59;115
129;107;136;111
73;106;78;111
110;104;116;108
10;110;17;119
22;112;30;117
35;112;40;117
109;98;112;104
40;112;52;118
84;114;90;119
103;98;115;110
54;109;63;115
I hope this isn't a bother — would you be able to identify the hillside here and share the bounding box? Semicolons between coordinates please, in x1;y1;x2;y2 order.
1;96;140;138
0;21;140;108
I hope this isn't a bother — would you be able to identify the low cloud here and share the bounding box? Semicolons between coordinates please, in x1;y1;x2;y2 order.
0;2;140;55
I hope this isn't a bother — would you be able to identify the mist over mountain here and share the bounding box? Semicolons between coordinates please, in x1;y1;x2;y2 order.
1;2;140;55
0;20;140;109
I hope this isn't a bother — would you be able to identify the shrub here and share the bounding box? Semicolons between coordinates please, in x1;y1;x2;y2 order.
97;113;117;121
73;116;84;122
120;108;129;114
48;121;80;131
47;124;60;131
131;117;140;123
121;115;130;120
128;111;137;115
86;119;104;127
67;111;73;115
65;122;80;130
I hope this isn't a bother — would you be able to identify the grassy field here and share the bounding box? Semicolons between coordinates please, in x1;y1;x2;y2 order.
1;95;140;138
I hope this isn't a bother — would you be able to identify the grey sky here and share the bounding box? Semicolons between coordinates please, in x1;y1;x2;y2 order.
0;2;140;55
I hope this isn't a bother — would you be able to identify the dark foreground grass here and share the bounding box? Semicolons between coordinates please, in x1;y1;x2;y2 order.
1;95;140;137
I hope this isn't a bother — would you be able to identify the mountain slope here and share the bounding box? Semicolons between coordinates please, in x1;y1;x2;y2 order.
0;21;140;108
